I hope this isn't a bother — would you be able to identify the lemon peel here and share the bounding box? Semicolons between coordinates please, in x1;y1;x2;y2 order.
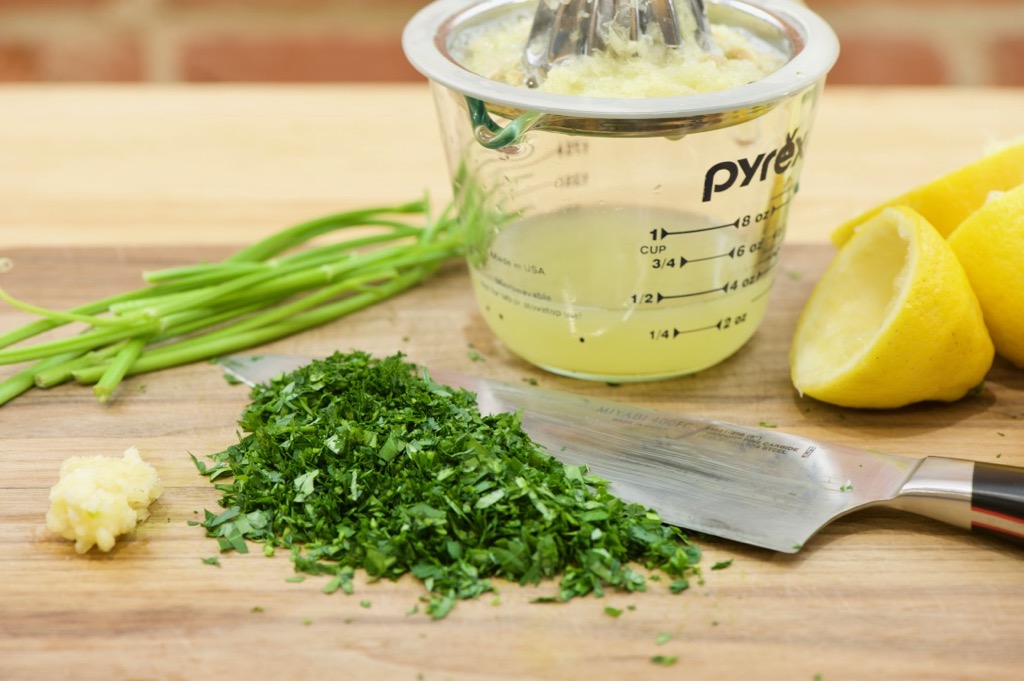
792;205;994;409
831;142;1024;247
948;183;1024;368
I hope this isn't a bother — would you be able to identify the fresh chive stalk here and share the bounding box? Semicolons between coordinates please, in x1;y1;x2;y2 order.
0;198;462;406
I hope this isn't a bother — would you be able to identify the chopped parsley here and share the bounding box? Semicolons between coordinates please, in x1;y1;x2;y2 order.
195;351;702;618
669;579;690;594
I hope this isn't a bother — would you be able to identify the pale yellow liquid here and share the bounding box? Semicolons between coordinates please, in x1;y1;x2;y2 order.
469;205;781;381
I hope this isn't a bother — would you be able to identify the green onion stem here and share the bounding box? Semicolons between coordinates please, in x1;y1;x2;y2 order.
147;301;272;343
72;263;436;385
0;351;83;406
225;200;427;264
0;320;161;364
34;341;128;388
111;241;387;320
91;246;453;382
93;336;150;402
141;220;420;288
112;225;450;322
0;268;250;351
0;292;141;351
0;198;463;405
0;287;127;328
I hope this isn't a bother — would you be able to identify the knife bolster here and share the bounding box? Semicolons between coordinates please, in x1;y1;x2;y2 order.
885;457;974;530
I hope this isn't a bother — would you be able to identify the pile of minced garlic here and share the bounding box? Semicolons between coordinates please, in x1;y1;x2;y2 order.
46;446;162;554
453;2;785;97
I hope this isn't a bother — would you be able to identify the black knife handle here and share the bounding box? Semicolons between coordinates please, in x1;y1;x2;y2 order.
971;462;1024;545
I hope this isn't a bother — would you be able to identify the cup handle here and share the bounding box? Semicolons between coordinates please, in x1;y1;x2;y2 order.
466;97;546;149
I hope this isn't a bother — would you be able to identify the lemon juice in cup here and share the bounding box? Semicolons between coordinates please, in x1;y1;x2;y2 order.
404;0;839;381
470;196;785;380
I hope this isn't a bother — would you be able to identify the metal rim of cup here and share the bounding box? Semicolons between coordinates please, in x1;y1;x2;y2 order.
402;0;840;121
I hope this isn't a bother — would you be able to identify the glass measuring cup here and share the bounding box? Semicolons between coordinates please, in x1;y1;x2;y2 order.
404;0;839;382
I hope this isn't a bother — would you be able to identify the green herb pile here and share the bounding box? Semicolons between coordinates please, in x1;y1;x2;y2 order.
194;351;702;618
0;199;459;406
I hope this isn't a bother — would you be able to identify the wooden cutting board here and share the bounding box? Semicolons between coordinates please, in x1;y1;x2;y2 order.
2;243;1022;681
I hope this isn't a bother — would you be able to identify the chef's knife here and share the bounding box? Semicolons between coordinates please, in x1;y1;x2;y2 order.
218;354;1024;553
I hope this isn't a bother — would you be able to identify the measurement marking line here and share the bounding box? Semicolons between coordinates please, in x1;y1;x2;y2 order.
673;321;723;336
751;284;774;303
516;180;559;196
745;259;782;292
657;284;729;302
770;197;793;215
659;220;741;238
682;248;735;265
770;181;796;202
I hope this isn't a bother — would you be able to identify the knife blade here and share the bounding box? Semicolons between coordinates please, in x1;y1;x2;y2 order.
217;354;1024;553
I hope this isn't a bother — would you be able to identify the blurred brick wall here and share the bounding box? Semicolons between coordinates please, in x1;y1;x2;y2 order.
0;0;1021;85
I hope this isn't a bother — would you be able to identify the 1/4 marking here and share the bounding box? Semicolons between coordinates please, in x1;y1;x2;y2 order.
648;314;749;339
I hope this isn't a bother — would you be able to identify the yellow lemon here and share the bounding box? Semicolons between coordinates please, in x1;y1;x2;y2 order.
831;141;1024;247
791;205;994;409
948;184;1024;368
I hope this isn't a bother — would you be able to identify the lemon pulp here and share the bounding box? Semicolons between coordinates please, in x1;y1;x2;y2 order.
791;206;993;408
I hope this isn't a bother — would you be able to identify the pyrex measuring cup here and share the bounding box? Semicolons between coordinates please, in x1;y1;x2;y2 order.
403;0;839;382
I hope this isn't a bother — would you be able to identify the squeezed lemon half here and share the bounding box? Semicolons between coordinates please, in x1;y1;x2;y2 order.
791;206;994;409
831;141;1024;247
948;184;1024;368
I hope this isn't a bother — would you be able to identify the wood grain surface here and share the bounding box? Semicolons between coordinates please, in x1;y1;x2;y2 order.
1;84;1023;681
2;242;1022;681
